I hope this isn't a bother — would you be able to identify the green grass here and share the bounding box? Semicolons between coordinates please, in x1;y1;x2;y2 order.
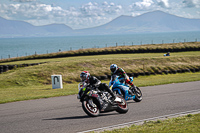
0;72;200;104
0;51;199;85
0;84;77;103
1;51;200;65
1;45;199;133
0;51;200;103
101;113;200;133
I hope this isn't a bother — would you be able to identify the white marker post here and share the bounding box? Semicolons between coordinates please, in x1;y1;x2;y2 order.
51;75;63;89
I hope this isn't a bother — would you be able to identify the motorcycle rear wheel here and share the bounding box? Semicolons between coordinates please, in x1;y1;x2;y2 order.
115;96;129;114
82;100;100;117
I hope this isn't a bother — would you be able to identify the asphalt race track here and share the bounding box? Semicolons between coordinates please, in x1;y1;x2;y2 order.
0;81;200;133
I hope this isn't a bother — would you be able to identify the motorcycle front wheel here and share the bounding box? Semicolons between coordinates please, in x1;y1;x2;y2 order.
133;87;142;102
82;100;100;117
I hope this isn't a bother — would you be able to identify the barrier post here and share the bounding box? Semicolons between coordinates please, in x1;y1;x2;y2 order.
51;75;63;89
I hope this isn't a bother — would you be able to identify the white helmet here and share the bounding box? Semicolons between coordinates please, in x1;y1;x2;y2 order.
110;64;118;73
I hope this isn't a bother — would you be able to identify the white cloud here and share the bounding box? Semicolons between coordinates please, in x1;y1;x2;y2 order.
0;0;199;29
182;0;200;8
10;0;36;2
131;12;141;17
129;0;170;11
130;0;154;10
157;0;169;8
77;2;123;28
0;3;69;20
80;2;102;17
0;1;124;29
80;2;123;17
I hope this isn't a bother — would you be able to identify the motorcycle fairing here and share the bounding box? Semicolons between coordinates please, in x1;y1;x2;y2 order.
111;80;136;101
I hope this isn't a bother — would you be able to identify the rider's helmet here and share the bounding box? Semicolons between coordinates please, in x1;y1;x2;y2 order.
80;71;90;82
110;64;118;73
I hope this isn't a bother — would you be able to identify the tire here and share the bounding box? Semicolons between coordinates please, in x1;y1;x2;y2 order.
133;87;142;102
115;95;129;114
82;100;100;117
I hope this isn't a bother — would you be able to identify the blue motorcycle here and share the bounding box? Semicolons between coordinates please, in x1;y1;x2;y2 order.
109;75;142;102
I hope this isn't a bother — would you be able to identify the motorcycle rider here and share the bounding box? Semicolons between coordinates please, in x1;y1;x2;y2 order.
110;64;135;95
78;71;121;103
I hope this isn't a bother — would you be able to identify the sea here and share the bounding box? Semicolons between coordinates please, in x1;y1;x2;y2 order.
0;31;200;59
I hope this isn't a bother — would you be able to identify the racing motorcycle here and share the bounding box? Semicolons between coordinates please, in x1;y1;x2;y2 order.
109;75;142;102
77;82;129;117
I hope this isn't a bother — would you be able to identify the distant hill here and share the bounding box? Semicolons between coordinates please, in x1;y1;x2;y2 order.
0;10;200;38
0;17;73;38
76;10;200;35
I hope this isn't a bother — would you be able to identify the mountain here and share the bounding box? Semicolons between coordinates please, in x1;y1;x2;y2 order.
38;24;73;35
76;10;200;35
0;17;41;36
0;17;73;37
0;10;200;38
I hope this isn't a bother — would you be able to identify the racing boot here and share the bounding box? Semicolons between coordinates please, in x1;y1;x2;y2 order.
109;94;122;104
114;97;122;102
103;83;122;103
110;96;122;105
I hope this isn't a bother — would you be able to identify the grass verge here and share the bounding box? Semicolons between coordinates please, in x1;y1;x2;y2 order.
101;113;200;133
0;51;200;104
0;72;200;104
1;51;200;84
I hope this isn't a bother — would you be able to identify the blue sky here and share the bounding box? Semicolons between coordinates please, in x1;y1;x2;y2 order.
0;0;200;29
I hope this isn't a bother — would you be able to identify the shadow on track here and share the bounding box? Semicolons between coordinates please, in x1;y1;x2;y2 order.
43;112;119;121
126;101;138;104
